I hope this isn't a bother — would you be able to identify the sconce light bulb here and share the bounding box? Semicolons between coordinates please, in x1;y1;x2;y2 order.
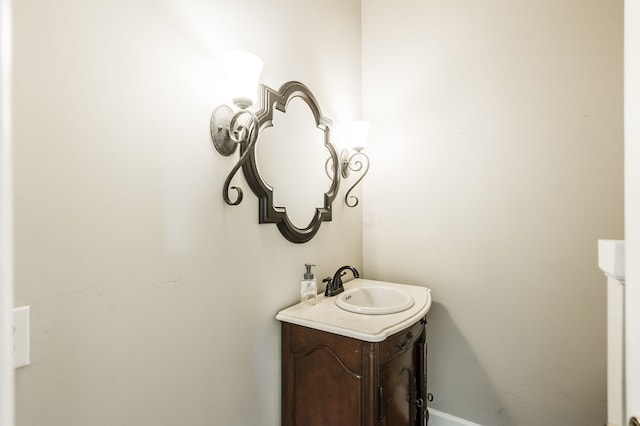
232;98;252;109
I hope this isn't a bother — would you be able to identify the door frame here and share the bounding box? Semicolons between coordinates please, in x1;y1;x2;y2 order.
625;0;640;424
0;0;14;423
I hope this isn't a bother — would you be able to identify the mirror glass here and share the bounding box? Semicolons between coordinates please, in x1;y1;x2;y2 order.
256;98;331;228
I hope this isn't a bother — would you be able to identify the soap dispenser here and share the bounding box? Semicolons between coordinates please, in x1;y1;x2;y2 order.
301;264;317;305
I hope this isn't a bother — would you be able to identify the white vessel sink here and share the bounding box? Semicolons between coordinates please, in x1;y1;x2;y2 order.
335;286;415;315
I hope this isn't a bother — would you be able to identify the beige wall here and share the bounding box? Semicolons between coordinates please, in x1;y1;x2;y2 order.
12;0;362;424
362;0;623;425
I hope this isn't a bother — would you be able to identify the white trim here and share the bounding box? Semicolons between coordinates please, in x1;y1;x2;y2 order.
0;0;14;422
429;408;483;426
598;240;626;282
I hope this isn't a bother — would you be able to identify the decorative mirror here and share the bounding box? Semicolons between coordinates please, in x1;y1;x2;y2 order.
211;81;340;243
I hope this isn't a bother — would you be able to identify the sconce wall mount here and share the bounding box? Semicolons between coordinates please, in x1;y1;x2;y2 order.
211;105;237;156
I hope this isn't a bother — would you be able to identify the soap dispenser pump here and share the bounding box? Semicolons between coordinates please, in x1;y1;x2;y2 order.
301;264;317;305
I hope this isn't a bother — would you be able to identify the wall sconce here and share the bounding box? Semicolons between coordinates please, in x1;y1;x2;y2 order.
210;51;264;205
341;121;370;207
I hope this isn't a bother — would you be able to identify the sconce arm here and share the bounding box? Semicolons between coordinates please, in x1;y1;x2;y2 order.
344;151;370;208
221;109;259;205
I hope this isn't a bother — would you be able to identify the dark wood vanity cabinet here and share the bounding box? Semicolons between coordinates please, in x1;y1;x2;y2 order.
281;317;428;426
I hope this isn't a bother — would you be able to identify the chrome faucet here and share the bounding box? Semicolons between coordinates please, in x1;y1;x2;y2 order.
323;265;360;297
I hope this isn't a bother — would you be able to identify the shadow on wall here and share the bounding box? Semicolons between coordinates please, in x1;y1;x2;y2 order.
427;302;512;426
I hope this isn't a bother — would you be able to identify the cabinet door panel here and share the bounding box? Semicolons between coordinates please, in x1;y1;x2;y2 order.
379;349;414;426
292;346;362;425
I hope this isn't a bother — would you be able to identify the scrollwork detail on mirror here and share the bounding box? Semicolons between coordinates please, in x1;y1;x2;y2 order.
213;81;340;244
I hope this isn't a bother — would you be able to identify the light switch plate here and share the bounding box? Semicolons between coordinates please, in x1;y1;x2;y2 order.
13;306;30;368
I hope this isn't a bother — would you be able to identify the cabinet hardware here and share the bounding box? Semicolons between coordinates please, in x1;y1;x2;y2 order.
416;398;424;408
427;393;434;402
378;386;383;422
630;417;640;426
396;331;414;350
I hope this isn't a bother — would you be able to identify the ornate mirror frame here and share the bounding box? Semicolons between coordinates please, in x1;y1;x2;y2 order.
213;81;340;244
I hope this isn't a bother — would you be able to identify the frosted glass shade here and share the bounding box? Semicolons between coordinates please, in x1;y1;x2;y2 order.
347;121;370;151
223;51;263;109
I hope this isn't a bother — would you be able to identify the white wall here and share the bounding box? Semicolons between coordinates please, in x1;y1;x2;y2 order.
12;0;362;424
362;1;623;425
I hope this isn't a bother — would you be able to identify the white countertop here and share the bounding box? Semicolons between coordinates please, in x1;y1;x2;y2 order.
276;278;432;342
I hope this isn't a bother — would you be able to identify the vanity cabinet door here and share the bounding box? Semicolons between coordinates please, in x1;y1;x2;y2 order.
379;347;415;425
281;323;378;426
417;333;428;425
378;323;427;426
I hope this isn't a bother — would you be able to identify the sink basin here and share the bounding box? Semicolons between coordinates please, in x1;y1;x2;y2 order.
335;286;415;315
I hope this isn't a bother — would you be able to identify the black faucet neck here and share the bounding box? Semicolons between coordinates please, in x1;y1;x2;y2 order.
324;266;360;297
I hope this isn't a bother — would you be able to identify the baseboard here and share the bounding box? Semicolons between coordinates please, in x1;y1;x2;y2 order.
429;408;483;426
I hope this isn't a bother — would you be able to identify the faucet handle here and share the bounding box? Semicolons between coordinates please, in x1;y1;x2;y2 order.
323;276;334;297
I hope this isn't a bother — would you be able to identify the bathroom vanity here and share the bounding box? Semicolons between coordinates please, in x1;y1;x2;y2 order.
277;279;432;426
